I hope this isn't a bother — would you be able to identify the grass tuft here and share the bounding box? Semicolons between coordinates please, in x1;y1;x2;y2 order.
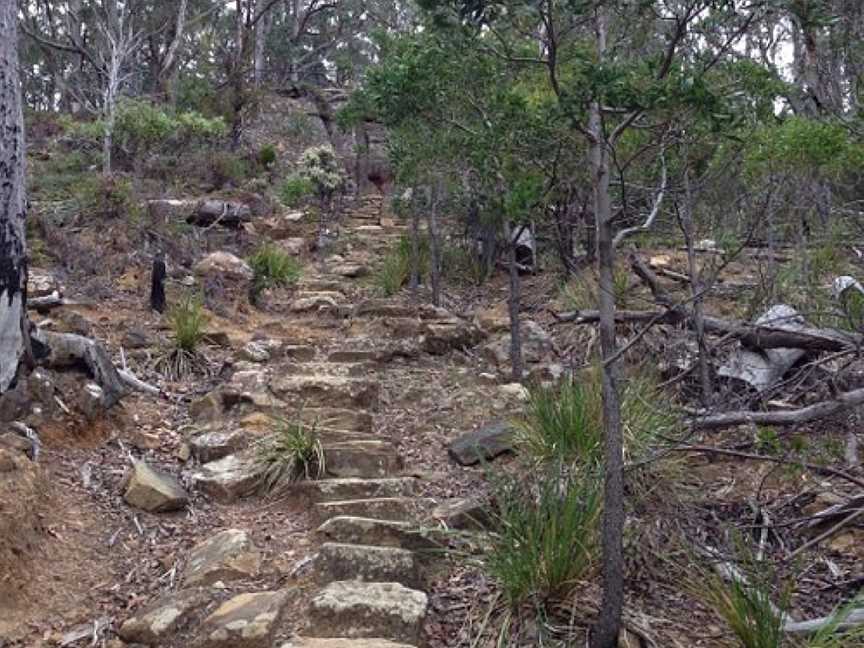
255;418;325;494
248;242;302;299
374;233;430;296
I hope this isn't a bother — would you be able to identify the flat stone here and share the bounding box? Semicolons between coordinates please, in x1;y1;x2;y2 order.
481;320;553;366
431;497;490;530
192;452;265;502
197;590;288;648
316;543;418;587
420;321;485;355
326;349;386;363
313;497;434;525
238;341;271;363
190;390;225;422
330;264;368;278
119;589;209;645
189;428;250;463
292;294;341;312
183;529;262;587
447;421;515;466
295;477;417;503
473;303;510;333
323;441;402;478
316;516;417;549
270;375;379;410
281;639;416;648
283;345;317;362
303;408;373;433
307;581;427;643
123;461;188;513
194;251;253;281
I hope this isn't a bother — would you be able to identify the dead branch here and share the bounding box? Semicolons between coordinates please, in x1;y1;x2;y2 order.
31;330;128;407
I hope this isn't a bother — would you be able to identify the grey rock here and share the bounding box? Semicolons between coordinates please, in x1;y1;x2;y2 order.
123;461;188;513
447;421;515;466
119;589;208;645
316;543;418;587
192;452;265;502
196;590;288;647
183;529;262;587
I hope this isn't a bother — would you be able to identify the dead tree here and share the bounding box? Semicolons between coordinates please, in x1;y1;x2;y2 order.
0;5;29;394
150;253;167;313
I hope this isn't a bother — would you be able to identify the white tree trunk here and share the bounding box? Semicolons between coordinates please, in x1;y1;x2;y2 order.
0;3;28;393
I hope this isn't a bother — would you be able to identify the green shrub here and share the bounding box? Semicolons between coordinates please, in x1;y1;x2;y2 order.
560;267;631;311
698;573;785;648
74;174;140;220
28;150;91;201
170;294;209;352
517;367;677;466
278;175;315;207
249;242;302;297
257;144;277;168
297;145;348;199
255;418;325;493
484;463;600;604
374;233;430;296
441;243;488;285
210;152;248;188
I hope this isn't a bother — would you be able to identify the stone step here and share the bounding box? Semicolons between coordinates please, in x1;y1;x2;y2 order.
291;292;346;313
316;516;440;551
299;407;373;433
323;441;403;478
307;581;427;644
297;278;346;293
281;638;416;648
270;374;379;410
315;543;419;588
191;451;265;502
197;590;289;647
312;497;434;525
295;477;417;503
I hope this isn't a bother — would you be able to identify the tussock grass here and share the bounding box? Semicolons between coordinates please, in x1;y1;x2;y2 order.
374;233;430;296
483;463;600;604
154;294;210;380
249;242;301;299
255;418;325;494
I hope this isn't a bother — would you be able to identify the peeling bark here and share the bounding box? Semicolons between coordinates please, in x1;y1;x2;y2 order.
0;4;28;394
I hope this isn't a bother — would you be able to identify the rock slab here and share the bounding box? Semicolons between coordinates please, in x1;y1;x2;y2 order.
183;529;262;587
124;461;189;513
197;590;288;648
119;589;208;645
307;581;427;643
447;421;515;466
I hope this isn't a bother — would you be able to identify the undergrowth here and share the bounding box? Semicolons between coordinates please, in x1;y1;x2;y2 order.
255;417;325;493
249;242;301;300
153;294;209;380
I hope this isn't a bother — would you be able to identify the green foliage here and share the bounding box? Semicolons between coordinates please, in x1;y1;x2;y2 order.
805;597;864;647
170;294;209;353
278;174;315;207
257;144;278;168
248;242;302;297
560;268;631;311
484;463;600;604
28;150;92;202
517;368;676;467
698;572;786;648
74;174;141;220
441;243;489;286
746;117;864;177
374;233;430;296
255;418;325;493
210;152;249;188
297;145;348;199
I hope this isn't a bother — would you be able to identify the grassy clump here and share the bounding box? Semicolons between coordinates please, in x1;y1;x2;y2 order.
560;267;631;311
256;418;325;493
170;294;209;352
484;463;600;604
154;294;210;380
278;174;315;207
517;367;677;466
248;242;302;299
374;233;430;296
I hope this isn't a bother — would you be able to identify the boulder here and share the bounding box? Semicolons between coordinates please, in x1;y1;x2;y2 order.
447;421;516;466
189;200;253;228
238;341;271;363
194;252;253;282
307;581;427;643
420;321;485;355
330;264;368;278
188;428;250;464
190;390;225;422
316;543;419;588
147;199;197;222
431;497;490;530
196;590;288;648
192;452;265;502
123;461;188;513
291;293;342;312
183;529;262;587
481;320;553;366
119;589;209;645
474;303;510;333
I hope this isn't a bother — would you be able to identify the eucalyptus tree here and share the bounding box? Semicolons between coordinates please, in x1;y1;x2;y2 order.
0;1;28;394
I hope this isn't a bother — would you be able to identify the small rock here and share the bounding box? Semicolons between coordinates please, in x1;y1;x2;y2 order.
123;461;188;513
280;238;306;255
189;390;224;422
448;421;516;466
431;497;490;530
238;341;271;363
197;590;288;648
194;252;253;281
183;529;262;587
188;428;250;463
119;589;208;645
330;264;368;278
499;383;530;401
481;320;553;366
192;452;265;502
122;328;153;350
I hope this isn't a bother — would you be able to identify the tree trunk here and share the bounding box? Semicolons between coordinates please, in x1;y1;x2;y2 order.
254;3;272;86
426;184;442;307
409;190;420;299
505;223;523;381
0;4;29;393
590;9;625;648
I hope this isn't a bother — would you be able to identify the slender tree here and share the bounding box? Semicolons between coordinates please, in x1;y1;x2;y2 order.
0;2;28;393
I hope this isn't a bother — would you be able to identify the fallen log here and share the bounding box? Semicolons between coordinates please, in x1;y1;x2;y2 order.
556;308;860;352
784;608;864;635
31;330;128;407
692;386;864;429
